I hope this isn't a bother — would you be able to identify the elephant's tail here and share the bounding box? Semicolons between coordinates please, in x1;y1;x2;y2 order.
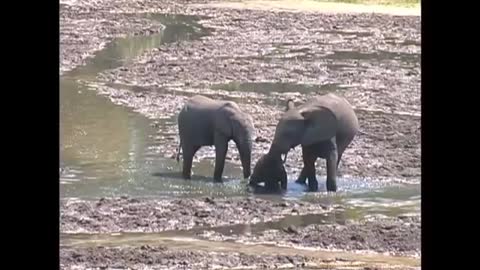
175;140;182;163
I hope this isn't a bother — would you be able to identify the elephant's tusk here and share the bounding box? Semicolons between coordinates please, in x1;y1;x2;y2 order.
282;153;288;163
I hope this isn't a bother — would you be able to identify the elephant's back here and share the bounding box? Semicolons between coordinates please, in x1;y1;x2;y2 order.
312;94;359;135
178;96;215;145
183;95;230;111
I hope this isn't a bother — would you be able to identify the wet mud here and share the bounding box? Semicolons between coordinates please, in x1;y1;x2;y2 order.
198;215;420;257
60;196;333;233
60;246;313;270
60;244;419;270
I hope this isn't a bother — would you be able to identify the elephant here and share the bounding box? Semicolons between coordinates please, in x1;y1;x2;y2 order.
249;93;359;192
176;95;255;182
248;153;287;192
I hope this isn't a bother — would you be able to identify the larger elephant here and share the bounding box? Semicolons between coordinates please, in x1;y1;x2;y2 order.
177;95;255;182
249;93;359;192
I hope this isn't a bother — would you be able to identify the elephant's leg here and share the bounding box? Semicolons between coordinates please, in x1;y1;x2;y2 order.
213;133;229;182
279;165;288;190
336;134;353;175
326;149;339;192
182;145;201;179
337;150;343;169
295;146;308;185
335;150;344;178
295;167;308;185
302;148;318;192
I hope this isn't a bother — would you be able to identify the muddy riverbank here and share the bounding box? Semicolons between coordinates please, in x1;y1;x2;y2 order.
198;215;420;257
60;246;314;270
60;244;419;270
60;196;334;233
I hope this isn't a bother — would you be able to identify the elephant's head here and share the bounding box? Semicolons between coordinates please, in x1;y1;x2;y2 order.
269;99;337;156
249;152;286;192
216;102;255;179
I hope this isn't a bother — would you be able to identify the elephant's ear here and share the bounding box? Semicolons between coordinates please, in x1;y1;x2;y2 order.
215;104;235;137
300;107;337;146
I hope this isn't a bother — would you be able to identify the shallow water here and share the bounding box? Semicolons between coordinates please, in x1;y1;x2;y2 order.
60;13;420;218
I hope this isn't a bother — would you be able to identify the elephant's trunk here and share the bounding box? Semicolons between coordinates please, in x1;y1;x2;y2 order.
233;115;255;179
237;139;252;179
268;141;290;157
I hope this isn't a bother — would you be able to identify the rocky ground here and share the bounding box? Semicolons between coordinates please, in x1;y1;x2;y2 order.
60;0;421;269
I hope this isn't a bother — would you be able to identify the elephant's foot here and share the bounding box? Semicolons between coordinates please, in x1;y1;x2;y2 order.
213;176;224;183
265;181;281;192
326;180;337;192
307;179;319;192
295;179;307;185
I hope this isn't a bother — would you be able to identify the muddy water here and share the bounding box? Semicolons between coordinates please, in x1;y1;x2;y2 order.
60;13;419;217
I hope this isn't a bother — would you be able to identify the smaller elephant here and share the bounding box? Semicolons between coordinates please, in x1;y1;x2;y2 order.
248;153;287;192
250;94;359;192
176;95;255;182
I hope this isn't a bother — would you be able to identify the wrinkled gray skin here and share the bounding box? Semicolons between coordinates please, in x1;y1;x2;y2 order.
177;95;255;182
248;153;287;192
250;94;359;192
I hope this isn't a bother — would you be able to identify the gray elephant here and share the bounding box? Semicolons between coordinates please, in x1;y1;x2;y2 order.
248;153;287;192
249;93;359;192
176;95;255;182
